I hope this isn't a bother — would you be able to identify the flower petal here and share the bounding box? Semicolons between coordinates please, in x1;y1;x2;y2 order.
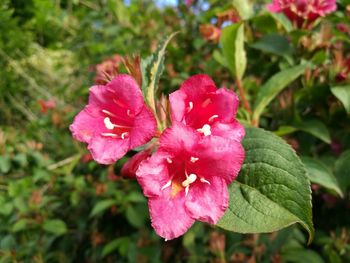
193;136;245;184
69;108;104;143
149;194;195;240
121;150;151;178
129;106;157;149
211;120;245;142
169;89;187;122
178;74;216;102
136;150;172;197
107;74;144;114
212;88;239;122
159;122;200;154
185;176;228;224
88;136;129;165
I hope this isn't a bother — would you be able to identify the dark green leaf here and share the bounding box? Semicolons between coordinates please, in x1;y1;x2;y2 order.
217;128;314;244
334;150;350;192
90;199;117;217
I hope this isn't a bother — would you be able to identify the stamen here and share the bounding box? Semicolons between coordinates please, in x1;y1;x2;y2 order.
190;157;199;163
197;124;211;136
208;115;219;122
182;173;197;187
102;109;117;117
104;117;115;130
101;133;118;138
113;98;126;108
185;186;189;196
187;101;193;112
127;109;132;117
200;178;211;185
166;158;173;164
201;98;211;108
121;132;129;139
161;180;172;190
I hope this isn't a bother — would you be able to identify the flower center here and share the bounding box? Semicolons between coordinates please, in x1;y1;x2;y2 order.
160;156;211;197
100;108;133;140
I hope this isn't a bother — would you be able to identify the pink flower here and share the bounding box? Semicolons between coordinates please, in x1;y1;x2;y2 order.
94;55;123;85
169;74;245;142
185;0;193;6
136;122;245;240
267;0;337;27
70;75;157;164
38;99;56;114
121;150;151;178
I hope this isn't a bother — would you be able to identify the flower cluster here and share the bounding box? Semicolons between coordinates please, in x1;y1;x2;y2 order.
267;0;337;28
70;74;245;240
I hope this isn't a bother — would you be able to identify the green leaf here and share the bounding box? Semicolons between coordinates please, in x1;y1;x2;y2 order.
282;248;325;263
0;155;11;174
232;0;254;20
274;125;298;136
220;23;246;80
141;32;178;112
89;199;117;217
331;85;350;114
250;33;293;59
270;13;293;32
253;64;309;122
102;237;130;257
294;119;331;144
12;219;28;232
43;219;67;235
301;157;343;197
217;128;314;244
334;150;350;192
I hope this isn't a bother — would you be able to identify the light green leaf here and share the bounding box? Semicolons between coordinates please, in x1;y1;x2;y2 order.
217;128;314;244
294;119;331;144
274;125;298;136
12;219;28;232
89;199;117;217
270;13;293;32
102;237;130;257
0;155;11;174
141;32;178;112
43;219;67;235
232;0;254;20
301;157;343;197
334;150;350;192
220;23;246;81
253;64;309;122
331;85;350;114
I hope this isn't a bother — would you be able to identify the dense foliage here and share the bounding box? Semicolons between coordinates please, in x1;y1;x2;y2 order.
0;0;350;262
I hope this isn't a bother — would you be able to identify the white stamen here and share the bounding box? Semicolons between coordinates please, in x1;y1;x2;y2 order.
121;132;129;139
188;173;197;183
166;158;173;164
165;239;168;242
197;124;211;136
104;117;115;130
190;157;199;163
188;101;193;112
161;180;172;190
127;109;132;116
185;186;189;196
200;178;211;185
208;115;219;122
102;109;116;117
101;133;118;138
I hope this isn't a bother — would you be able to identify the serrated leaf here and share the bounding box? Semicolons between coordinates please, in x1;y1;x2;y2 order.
89;199;117;217
220;23;246;80
301;156;342;197
334;150;350;192
141;32;178;112
331;85;350;114
217;128;314;244
253;64;309;122
43;219;67;235
294;119;331;144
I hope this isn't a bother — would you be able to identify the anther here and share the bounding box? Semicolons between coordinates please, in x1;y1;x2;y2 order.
121;132;129;139
104;117;115;130
197;124;211;136
187;101;193;112
208;115;219;122
166;158;173;164
200;178;211;185
161;180;172;190
190;157;199;163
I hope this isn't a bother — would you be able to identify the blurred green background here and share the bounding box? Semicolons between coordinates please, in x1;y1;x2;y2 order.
0;0;350;262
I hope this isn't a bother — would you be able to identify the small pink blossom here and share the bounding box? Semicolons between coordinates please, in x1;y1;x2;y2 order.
94;55;123;85
38;99;56;114
70;75;157;164
267;0;337;27
185;0;193;6
169;74;245;142
136;122;245;240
